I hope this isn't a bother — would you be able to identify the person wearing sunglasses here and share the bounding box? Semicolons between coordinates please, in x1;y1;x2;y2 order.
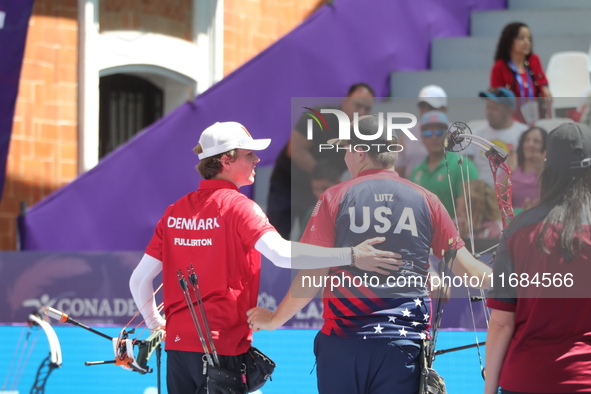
409;111;478;218
397;84;448;179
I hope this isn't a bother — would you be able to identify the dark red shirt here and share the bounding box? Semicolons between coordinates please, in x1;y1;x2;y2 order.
487;203;591;392
490;53;549;98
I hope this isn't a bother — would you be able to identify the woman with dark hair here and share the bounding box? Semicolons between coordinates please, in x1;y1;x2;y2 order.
490;22;551;123
485;122;591;394
511;126;548;210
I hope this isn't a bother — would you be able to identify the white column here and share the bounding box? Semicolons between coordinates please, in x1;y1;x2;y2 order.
78;0;100;172
194;0;224;94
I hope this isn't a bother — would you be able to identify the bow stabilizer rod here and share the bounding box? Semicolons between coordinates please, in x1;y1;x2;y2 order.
42;306;112;341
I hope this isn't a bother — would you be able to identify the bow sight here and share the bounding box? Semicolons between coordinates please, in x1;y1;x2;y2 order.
444;121;509;165
443;121;473;153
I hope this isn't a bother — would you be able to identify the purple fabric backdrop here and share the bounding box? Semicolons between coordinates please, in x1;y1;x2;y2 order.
19;0;505;251
0;0;35;200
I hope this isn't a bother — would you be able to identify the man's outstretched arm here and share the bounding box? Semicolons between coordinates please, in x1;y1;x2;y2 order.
255;231;402;274
452;246;492;288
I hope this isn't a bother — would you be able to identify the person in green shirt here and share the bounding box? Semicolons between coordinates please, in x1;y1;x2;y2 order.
410;111;478;218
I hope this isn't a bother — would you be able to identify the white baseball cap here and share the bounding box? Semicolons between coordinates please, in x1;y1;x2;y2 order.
197;122;271;159
418;85;448;109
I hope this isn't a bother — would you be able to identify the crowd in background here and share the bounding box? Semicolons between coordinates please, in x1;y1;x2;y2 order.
265;21;564;246
258;22;591;394
123;17;591;394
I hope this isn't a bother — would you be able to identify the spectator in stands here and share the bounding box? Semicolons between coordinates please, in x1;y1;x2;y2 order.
512;126;548;211
410;110;478;218
456;180;502;240
470;88;528;186
397;84;448;178
267;83;374;239
490;22;551;124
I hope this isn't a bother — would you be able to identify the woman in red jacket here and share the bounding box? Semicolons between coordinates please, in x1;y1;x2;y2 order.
490;22;552;123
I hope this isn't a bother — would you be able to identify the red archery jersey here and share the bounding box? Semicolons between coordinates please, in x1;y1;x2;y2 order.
146;179;275;355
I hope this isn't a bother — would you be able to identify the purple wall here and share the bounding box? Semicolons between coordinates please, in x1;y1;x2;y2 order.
0;1;35;200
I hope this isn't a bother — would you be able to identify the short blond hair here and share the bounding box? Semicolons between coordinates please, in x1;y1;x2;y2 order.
367;136;399;168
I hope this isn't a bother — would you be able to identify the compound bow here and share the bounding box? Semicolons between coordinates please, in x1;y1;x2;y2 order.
428;121;515;377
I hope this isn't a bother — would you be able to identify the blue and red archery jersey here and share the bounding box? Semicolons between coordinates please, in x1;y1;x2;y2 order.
301;169;463;340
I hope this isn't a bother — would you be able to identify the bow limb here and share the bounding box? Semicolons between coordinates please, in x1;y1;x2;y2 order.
28;311;62;394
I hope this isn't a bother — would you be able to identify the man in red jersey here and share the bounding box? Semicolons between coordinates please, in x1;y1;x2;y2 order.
129;121;401;393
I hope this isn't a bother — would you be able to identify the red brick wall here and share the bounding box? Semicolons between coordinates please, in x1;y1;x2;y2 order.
223;0;320;76
0;0;79;250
